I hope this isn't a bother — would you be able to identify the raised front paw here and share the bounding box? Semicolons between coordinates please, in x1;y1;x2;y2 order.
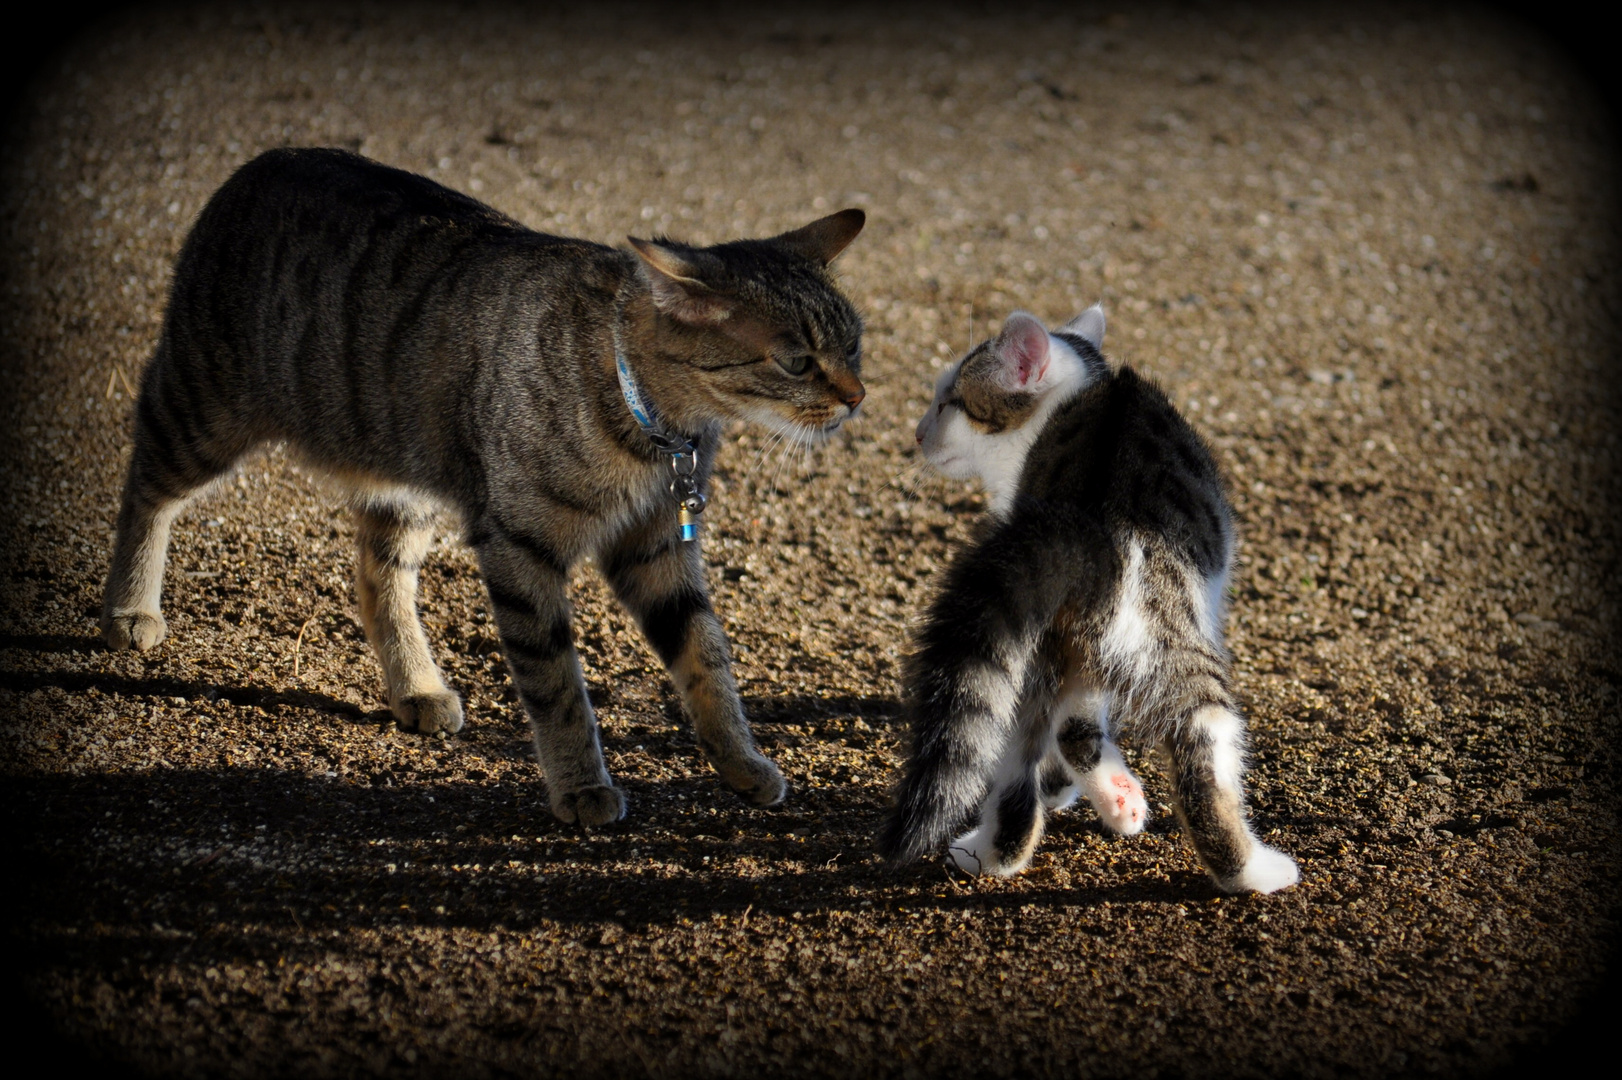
1083;765;1149;836
102;611;166;652
553;784;627;828
393;691;465;735
713;750;788;808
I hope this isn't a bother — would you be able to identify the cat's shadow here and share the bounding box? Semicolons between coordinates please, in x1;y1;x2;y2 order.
0;638;373;722
9;763;1231;960
0;631;107;654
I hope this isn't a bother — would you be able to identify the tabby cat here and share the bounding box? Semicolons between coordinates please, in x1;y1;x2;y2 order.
878;307;1298;893
102;147;867;827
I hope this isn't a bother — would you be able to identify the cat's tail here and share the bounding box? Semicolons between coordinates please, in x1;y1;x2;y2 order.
879;654;1027;864
878;527;1074;864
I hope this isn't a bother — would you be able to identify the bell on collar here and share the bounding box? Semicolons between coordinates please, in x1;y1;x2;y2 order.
677;490;707;542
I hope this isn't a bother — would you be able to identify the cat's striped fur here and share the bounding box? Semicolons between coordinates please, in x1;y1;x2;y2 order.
880;309;1298;893
102;147;867;827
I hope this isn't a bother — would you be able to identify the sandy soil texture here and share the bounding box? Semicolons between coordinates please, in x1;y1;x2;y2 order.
2;3;1618;1077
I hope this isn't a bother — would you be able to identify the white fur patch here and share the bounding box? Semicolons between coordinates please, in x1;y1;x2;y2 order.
1186;562;1230;647
1228;843;1300;894
1100;541;1155;681
916;330;1100;516
1191;704;1246;792
739;400;842;447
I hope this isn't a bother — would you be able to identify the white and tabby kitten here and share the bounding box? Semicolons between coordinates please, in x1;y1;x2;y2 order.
880;306;1298;894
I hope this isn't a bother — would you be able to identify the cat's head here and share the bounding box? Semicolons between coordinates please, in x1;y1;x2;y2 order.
914;306;1107;501
628;210;866;444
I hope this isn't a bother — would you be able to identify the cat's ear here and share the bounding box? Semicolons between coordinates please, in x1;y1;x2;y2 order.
629;238;734;326
772;209;866;266
1059;304;1106;349
994;312;1051;389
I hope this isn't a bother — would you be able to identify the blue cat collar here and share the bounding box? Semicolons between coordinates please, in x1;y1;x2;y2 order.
615;348;707;542
615;351;659;432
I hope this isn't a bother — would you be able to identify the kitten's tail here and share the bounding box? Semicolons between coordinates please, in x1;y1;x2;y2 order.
878;664;1020;864
878;530;1071;864
880;705;1014;864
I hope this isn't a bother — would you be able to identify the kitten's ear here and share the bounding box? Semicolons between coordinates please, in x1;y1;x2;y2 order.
629;238;734;326
772;209;866;265
1059;304;1106;349
994;312;1051;389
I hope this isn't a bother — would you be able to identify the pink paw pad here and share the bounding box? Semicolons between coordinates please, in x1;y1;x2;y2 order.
1086;768;1148;834
1112;775;1143;819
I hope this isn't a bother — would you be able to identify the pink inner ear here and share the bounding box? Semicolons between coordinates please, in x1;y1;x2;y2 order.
998;316;1050;388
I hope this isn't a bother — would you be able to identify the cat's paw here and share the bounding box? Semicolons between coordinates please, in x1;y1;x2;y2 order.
715;751;788;808
1083;765;1149;835
394;691;465;734
553;784;627;828
103;611;166;651
946;825;1032;878
1218;843;1300;895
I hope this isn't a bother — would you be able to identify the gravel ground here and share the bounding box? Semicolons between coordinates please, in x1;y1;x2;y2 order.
2;3;1618;1077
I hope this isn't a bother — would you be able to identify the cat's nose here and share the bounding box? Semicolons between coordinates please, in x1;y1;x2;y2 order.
831;373;865;410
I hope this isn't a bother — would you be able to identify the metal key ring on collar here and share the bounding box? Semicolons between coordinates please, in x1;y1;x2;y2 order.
669;452;698;479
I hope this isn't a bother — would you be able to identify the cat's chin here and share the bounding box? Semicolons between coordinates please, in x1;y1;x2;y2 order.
740;404;845;447
922;452;979;482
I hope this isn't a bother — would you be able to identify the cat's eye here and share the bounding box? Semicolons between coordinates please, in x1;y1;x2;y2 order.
776;353;814;376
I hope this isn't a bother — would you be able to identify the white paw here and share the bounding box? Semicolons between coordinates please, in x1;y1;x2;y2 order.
946;826;1030;878
1223;843;1300;894
1083;766;1149;835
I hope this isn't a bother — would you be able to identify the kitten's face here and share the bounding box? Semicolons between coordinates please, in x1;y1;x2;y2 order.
632;211;867;444
915;312;1053;481
914;307;1105;506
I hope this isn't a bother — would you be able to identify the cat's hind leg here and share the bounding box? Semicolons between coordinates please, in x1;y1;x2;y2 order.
600;513;785;808
354;499;462;734
949;695;1057;877
472;520;623;828
1038;742;1082;813
103;355;248;650
1162;704;1298;894
1047;688;1149;834
949;740;1046;878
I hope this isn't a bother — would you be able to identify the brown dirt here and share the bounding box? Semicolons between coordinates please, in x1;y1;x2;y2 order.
2;3;1618;1077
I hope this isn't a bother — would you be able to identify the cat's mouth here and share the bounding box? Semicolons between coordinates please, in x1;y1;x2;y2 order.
923;449;976;479
739;402;853;446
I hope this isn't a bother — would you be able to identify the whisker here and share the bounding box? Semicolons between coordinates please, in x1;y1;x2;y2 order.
743;429;786;491
768;428;802;495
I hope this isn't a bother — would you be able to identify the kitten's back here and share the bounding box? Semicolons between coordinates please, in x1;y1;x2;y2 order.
1019;365;1232;577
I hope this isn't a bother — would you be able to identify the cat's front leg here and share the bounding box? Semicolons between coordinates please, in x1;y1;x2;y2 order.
600;514;786;808
474;521;624;828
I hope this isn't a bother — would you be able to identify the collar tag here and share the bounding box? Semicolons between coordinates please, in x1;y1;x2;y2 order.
614;346;706;542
